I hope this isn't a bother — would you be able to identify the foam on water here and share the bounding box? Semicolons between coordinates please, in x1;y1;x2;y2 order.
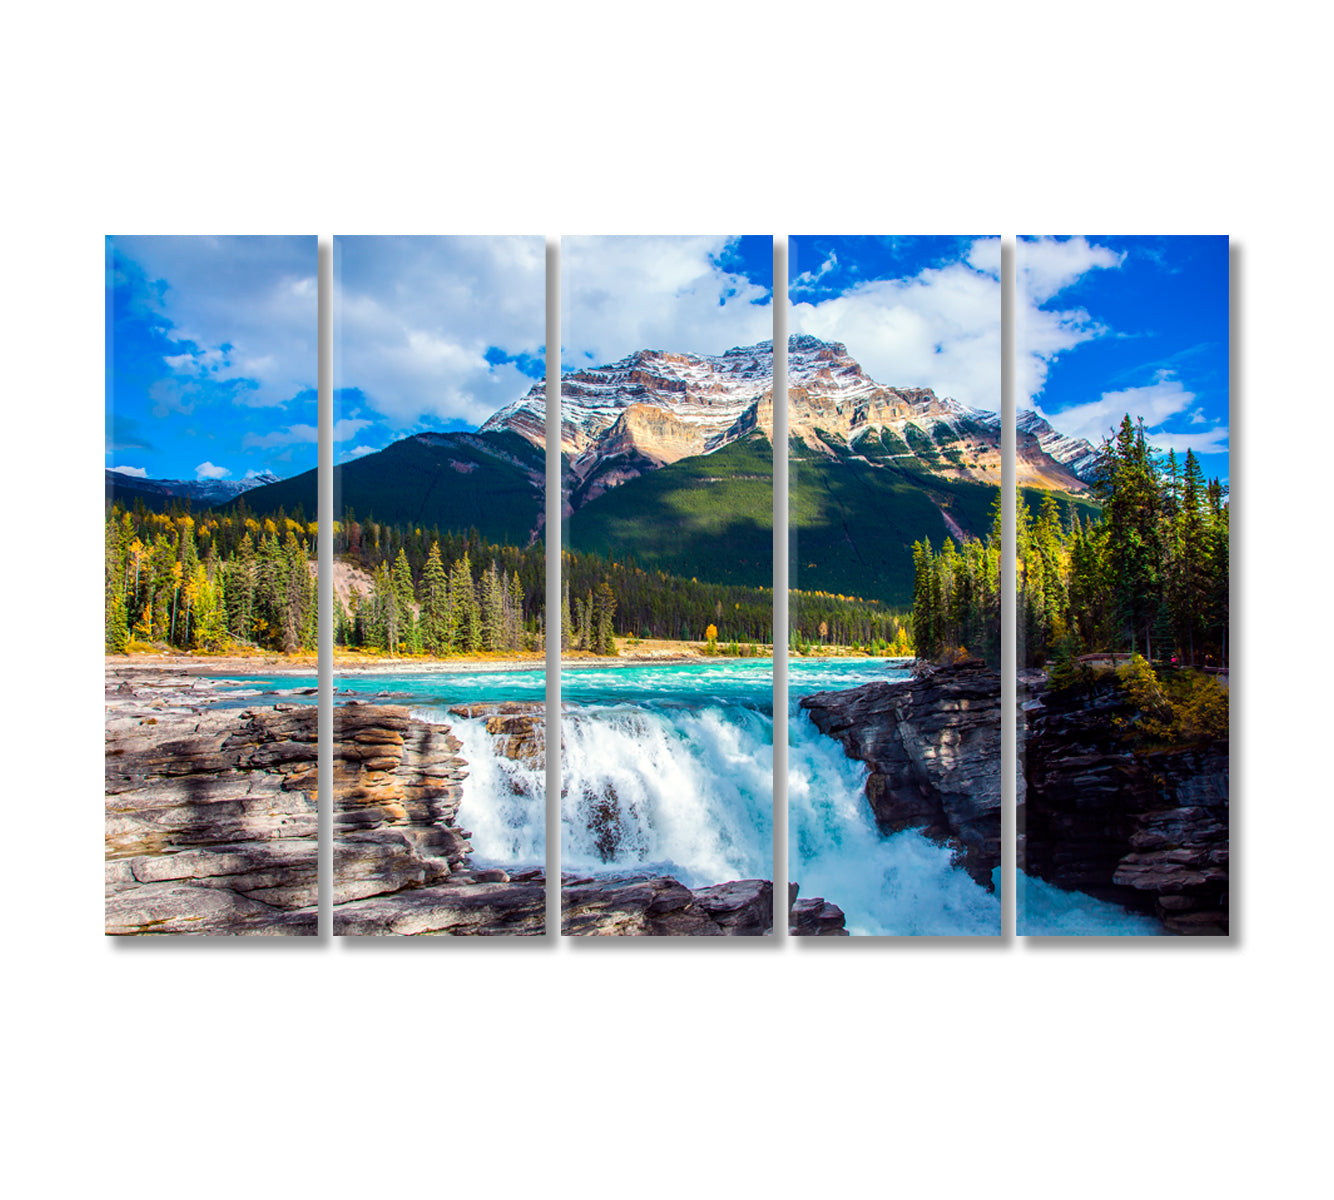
788;706;1002;935
1016;872;1164;935
218;656;1165;936
559;702;774;888
447;715;546;867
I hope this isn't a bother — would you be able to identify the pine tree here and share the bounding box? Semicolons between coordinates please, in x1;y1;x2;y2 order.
392;547;415;654
560;581;574;651
594;582;617;655
107;590;129;654
421;541;449;656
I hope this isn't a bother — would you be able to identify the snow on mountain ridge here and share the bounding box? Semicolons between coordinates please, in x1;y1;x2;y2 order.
105;469;283;505
480;335;1095;495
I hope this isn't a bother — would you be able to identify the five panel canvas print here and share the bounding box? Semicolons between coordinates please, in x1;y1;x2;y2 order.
105;234;1229;938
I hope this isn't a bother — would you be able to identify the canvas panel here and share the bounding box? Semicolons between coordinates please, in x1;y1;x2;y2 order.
558;235;778;936
1016;235;1230;936
787;235;1004;936
327;235;549;936
105;235;319;935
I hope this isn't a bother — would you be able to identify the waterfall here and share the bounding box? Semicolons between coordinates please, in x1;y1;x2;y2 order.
560;703;774;888
441;714;546;867
788;706;1002;935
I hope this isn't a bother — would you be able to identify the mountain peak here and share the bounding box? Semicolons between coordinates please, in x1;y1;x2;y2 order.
478;337;1094;500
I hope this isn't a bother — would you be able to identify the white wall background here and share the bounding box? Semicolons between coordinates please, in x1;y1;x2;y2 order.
6;5;1324;1197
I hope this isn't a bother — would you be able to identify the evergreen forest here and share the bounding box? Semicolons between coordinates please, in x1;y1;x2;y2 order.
911;416;1230;670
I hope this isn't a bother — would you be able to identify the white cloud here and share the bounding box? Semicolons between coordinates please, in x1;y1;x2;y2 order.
563;235;772;368
195;461;230;479
109;464;147;477
1148;427;1230;457
791;250;839;297
792;237;1002;410
335;235;546;430
113;235;317;409
1019;236;1125;305
1042;372;1196;443
242;418;371;450
1017;237;1126;407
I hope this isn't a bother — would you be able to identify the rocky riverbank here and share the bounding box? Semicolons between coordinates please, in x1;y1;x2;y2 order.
798;660;1228;935
1021;676;1229;935
107;668;845;936
800;660;1002;887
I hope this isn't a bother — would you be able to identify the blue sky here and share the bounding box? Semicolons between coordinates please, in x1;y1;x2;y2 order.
1019;235;1229;481
790;235;1002;410
106;236;317;482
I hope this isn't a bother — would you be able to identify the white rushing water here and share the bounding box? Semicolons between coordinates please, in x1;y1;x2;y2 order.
788;706;1002;935
368;657;1160;935
448;715;546;868
559;702;773;888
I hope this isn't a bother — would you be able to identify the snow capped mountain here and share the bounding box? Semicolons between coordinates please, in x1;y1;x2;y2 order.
105;469;283;506
1016;409;1101;481
480;335;1098;500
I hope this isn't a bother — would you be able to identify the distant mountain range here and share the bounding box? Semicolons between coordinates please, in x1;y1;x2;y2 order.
482;334;1099;501
110;337;1101;604
105;469;281;511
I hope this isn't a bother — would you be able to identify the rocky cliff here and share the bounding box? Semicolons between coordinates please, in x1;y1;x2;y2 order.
1021;678;1229;935
800;661;1003;887
796;661;1229;934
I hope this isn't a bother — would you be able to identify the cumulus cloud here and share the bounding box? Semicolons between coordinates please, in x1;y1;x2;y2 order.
195;461;231;479
1017;237;1126;406
792;237;1003;410
1042;372;1196;443
1148;427;1230;457
113;235;317;409
336;235;545;430
241;417;371;451
109;465;148;477
563;235;772;369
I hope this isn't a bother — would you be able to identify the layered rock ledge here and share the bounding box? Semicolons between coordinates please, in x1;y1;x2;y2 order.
106;674;847;937
105;667;318;935
800;660;1002;887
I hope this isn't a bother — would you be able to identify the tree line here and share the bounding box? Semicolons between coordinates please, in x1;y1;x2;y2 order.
105;504;317;654
104;500;944;660
911;415;1229;669
335;544;537;656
